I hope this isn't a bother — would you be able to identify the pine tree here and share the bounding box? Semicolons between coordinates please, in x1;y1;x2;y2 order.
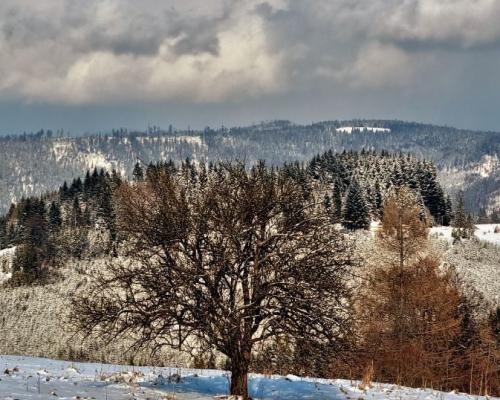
69;177;83;197
59;181;70;201
72;197;83;227
132;162;144;182
332;182;343;222
452;191;475;241
373;181;383;219
417;161;446;224
443;195;453;226
11;244;40;286
342;180;370;230
48;202;62;231
83;170;92;196
110;169;122;189
0;217;7;249
97;180;116;240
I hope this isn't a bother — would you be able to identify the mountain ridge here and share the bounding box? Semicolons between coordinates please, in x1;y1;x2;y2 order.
1;119;499;217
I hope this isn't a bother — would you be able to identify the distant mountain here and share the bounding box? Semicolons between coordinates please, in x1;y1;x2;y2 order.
1;120;499;217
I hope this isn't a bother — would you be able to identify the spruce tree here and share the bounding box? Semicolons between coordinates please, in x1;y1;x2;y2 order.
342;180;370;230
83;170;92;196
72;197;83;227
60;181;70;201
417;162;446;224
373;181;383;218
11;245;40;286
48;202;62;231
452;191;476;241
443;195;453;226
132;162;144;182
97;180;116;240
332;182;343;222
0;217;7;249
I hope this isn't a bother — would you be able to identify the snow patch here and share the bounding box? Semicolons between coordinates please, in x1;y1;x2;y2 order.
336;126;391;134
430;224;500;246
176;135;203;146
51;140;74;162
0;246;16;284
78;152;114;171
0;247;16;258
474;154;499;178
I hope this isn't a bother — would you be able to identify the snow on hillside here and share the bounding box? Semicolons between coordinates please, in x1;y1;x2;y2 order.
0;355;495;400
336;126;391;134
0;246;15;284
430;224;500;246
470;154;499;178
428;225;500;306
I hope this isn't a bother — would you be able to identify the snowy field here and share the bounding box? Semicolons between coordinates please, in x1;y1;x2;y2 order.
430;224;500;246
0;355;496;400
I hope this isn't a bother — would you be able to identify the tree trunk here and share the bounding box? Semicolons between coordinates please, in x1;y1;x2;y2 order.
230;351;251;399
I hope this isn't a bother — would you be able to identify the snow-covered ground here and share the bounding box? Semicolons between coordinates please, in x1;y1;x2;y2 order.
430;224;500;246
0;355;496;400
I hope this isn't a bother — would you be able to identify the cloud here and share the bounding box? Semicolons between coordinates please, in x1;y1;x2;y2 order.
326;43;419;88
0;0;287;104
0;0;499;105
378;0;500;50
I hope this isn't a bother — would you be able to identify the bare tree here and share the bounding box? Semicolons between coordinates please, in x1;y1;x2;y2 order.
70;162;355;399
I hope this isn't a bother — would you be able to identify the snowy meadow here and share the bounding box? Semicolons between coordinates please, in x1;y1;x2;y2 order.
1;355;497;400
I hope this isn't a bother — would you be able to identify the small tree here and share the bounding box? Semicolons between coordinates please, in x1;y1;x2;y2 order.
452;191;476;242
11;244;40;285
70;162;355;399
48;201;62;231
132;162;144;182
332;181;343;223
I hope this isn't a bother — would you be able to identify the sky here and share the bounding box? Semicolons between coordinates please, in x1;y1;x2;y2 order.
1;0;500;135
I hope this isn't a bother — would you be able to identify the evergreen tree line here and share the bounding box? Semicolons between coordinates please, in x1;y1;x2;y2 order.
1;119;499;218
0;167;121;285
310;149;452;229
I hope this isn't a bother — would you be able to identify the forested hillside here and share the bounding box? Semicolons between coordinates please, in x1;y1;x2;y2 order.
0;151;451;271
1;120;498;217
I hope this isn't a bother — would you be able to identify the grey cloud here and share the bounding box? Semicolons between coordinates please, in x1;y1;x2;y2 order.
0;0;286;104
0;0;499;106
0;0;227;58
374;0;500;50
